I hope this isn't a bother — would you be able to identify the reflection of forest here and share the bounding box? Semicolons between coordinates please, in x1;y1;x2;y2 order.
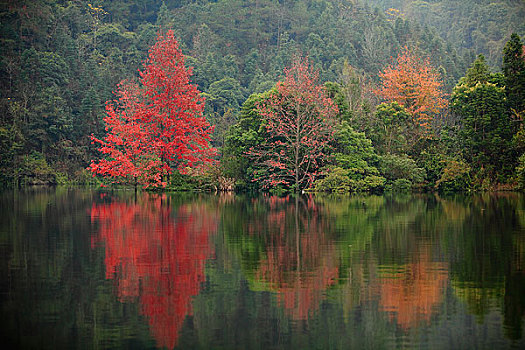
254;197;339;320
440;194;525;340
221;193;525;338
222;195;383;321
376;250;448;329
236;196;339;320
2;190;525;349
328;194;525;337
91;194;218;349
90;192;525;342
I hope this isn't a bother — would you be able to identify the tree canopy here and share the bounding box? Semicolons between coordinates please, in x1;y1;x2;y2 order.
248;57;338;191
90;30;216;188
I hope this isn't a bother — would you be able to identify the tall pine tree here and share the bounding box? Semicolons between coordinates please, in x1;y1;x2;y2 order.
502;33;525;116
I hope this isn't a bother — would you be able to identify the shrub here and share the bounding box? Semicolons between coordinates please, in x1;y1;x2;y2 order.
314;167;386;193
435;159;471;192
392;178;412;192
516;153;525;189
379;153;426;183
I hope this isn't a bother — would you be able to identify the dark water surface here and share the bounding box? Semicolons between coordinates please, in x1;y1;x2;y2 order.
1;188;524;349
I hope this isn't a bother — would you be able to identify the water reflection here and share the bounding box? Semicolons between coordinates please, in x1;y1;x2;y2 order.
247;196;339;320
1;190;525;349
90;194;218;348
376;250;448;329
439;194;525;340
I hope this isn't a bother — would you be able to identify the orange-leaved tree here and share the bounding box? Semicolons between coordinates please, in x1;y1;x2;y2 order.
376;47;446;139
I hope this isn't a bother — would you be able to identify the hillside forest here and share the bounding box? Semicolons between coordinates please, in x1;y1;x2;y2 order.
1;0;524;193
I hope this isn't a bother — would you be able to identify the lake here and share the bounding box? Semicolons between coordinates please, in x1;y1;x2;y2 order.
1;188;524;349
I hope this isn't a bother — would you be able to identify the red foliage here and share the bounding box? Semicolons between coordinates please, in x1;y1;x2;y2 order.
249;57;338;190
376;47;446;134
90;30;216;188
91;194;218;348
89;81;168;187
251;196;339;320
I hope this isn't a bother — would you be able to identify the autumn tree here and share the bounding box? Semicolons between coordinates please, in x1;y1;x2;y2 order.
90;81;167;187
249;57;338;191
376;47;447;141
90;30;216;188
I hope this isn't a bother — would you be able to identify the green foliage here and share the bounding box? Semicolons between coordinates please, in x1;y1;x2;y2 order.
463;55;491;85
502;33;525;115
391;178;412;192
18;151;56;185
515;154;525;190
313;120;386;193
0;123;24;186
451;55;515;181
314;167;386;193
368;0;525;69
435;158;471;192
314;169;352;193
324;81;352;121
332;122;379;173
379;153;426;185
203;77;246;147
204;78;246;115
167;171;198;191
371;102;410;154
222;92;272;191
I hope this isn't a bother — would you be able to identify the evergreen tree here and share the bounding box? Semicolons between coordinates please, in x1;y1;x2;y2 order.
156;1;171;29
451;55;514;181
502;33;525;116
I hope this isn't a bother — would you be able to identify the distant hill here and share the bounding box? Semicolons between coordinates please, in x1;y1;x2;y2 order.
366;0;525;68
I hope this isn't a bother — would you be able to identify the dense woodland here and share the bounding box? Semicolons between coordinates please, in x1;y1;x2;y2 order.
368;0;525;68
0;0;524;193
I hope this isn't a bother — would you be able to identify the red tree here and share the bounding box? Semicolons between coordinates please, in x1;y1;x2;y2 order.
249;57;338;191
89;81;168;187
376;47;446;136
90;30;216;188
91;194;218;348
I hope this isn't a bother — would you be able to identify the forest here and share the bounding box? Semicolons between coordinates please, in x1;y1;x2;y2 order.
1;0;524;193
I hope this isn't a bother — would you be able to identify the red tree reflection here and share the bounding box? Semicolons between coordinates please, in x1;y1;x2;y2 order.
376;250;448;329
251;196;339;320
91;194;217;349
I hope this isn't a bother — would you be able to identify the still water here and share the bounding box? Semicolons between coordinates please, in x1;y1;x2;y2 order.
1;188;524;349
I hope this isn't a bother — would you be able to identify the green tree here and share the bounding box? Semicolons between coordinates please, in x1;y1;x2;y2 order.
371;102;410;154
315;121;385;193
222;92;271;191
156;1;172;29
451;55;515;181
502;33;525;116
203;77;246;147
379;153;426;186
